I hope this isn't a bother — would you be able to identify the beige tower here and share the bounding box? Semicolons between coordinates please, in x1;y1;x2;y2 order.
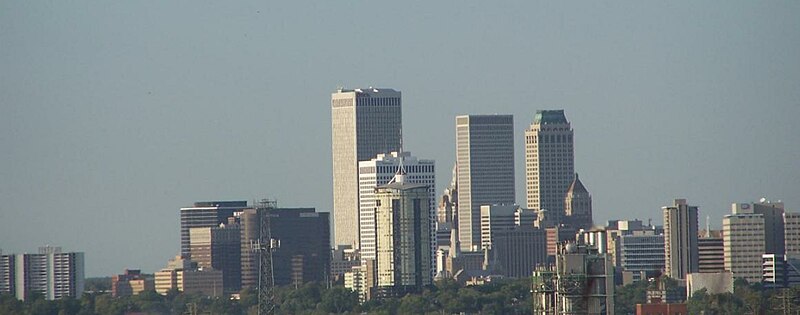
663;199;699;280
525;110;574;224
455;115;515;252
332;88;402;248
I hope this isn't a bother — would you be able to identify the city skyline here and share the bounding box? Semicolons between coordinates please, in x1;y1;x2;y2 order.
2;1;799;277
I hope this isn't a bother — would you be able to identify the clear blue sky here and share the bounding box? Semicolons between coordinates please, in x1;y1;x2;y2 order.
1;1;798;276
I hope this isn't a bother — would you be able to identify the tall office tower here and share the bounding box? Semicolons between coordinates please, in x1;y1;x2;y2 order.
373;175;432;298
238;208;259;289
532;242;615;315
455;115;515;252
698;233;725;273
663;199;699;280
525;110;574;224
2;246;84;301
189;223;242;293
331;87;402;248
180;201;248;258
564;174;592;228
723;210;766;283
619;233;665;280
358;151;435;261
784;212;800;256
748;200;785;255
269;208;331;286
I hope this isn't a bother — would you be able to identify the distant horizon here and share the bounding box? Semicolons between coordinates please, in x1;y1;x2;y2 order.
2;1;798;277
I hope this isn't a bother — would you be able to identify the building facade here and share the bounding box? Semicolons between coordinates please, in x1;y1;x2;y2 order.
662;199;699;280
374;179;432;297
785;212;800;257
189;223;242;293
525;110;575;224
269;208;331;287
698;235;725;273
455;114;515;252
619;233;666;278
179;201;248;258
358;151;435;261
723;212;766;283
331;87;402;248
0;247;84;301
111;269;154;297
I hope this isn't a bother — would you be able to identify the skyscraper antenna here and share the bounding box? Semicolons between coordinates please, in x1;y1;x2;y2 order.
706;215;711;237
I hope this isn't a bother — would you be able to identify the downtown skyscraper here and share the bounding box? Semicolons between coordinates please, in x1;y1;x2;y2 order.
525;110;575;224
455;115;515;252
332;88;402;248
663;199;699;280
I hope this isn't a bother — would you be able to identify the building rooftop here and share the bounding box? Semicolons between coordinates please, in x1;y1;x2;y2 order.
533;110;569;125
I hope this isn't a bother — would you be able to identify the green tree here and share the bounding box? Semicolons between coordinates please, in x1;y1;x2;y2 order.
318;286;358;314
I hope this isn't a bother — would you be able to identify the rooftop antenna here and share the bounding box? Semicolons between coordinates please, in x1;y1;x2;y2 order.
389;128;406;184
706;215;711;237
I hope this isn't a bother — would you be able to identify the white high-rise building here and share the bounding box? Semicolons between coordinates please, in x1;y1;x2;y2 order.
723;209;766;283
358;151;435;261
0;246;84;301
784;212;800;257
455;115;515;252
332;88;402;248
525;110;574;223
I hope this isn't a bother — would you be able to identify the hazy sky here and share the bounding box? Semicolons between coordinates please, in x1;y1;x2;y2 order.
1;1;798;276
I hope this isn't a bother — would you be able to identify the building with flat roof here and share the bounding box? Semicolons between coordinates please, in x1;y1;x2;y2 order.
0;246;84;301
180;201;248;258
331;87;402;248
373;176;432;298
269;208;331;287
111;269;153;298
456;114;515;252
358;151;435;261
663;199;699;280
723;210;766;283
189;223;241;293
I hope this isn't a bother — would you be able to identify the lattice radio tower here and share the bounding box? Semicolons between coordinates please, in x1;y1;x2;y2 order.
256;198;278;315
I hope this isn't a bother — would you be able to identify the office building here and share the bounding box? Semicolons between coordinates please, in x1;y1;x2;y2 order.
331;245;360;282
437;164;458;225
762;254;800;289
455;114;515;251
238;208;259;290
698;234;724;273
734;200;785;255
564;174;592;229
189;223;242;293
111;269;154;297
532;242;615;315
525;110;575;223
331;87;402;248
492;227;548;278
663;199;699;280
180;201;248;258
358;151;435;261
785;212;800;257
723;211;766;283
154;255;223;297
479;204;519;249
0;246;84;301
269;208;331;286
619;233;666;278
373;174;432;298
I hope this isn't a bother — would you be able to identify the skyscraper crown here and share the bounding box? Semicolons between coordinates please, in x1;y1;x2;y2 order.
533;110;569;125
